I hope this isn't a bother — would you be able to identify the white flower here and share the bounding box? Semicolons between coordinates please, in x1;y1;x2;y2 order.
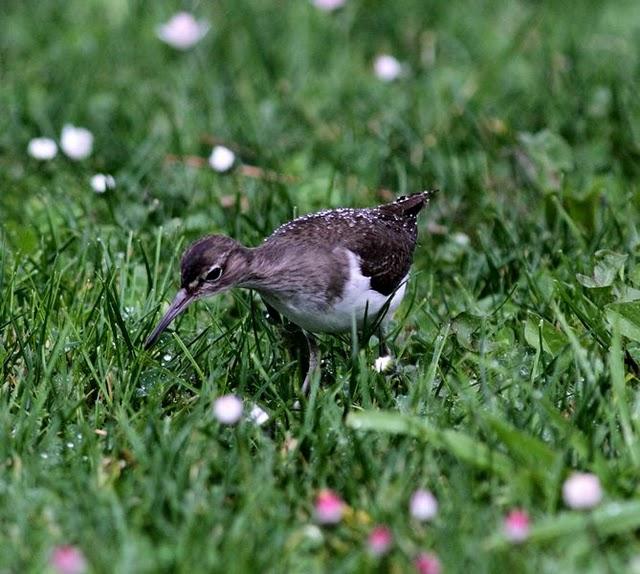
27;137;58;160
373;355;393;373
248;404;269;426
562;472;602;509
410;489;438;521
312;0;347;11
374;54;403;82
156;12;209;50
301;524;324;544
90;174;116;194
60;124;93;160
209;145;236;172
452;232;470;246
213;394;243;425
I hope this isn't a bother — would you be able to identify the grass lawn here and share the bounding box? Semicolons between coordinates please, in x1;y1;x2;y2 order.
3;0;640;572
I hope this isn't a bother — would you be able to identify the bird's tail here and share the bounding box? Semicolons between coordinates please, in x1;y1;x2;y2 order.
381;189;438;217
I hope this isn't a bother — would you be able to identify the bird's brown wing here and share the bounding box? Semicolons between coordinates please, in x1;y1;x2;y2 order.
340;220;414;296
268;207;420;296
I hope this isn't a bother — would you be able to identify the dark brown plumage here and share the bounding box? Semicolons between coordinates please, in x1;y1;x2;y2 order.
263;190;434;296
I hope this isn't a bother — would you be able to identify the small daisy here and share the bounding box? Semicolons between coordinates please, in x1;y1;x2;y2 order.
302;524;324;544
367;525;393;557
209;145;236;172
27;137;57;160
90;174;116;193
213;394;243;425
60;125;93;160
156;12;209;50
410;489;438;522
414;552;441;574
374;54;403;82
373;355;393;373
314;489;344;525
562;472;602;509
49;545;87;574
248;404;269;426
452;232;470;246
312;0;347;11
503;509;530;543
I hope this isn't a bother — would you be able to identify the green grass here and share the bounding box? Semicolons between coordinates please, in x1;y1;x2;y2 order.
2;0;640;572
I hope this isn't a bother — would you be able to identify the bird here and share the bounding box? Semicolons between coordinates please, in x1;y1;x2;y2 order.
144;190;436;393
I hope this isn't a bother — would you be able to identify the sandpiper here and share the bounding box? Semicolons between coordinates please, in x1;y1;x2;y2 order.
144;190;436;392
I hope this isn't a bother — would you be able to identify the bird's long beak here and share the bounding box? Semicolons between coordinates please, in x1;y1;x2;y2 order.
144;288;193;349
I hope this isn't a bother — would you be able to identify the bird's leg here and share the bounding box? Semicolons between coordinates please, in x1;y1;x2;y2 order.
301;331;320;395
376;324;392;358
260;297;320;397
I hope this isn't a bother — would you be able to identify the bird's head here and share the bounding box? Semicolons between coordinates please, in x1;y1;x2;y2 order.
144;235;250;349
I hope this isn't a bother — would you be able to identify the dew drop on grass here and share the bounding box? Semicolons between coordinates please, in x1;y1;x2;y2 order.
137;371;169;398
162;353;172;363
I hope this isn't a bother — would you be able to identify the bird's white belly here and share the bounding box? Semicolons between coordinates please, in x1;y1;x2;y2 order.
264;251;408;334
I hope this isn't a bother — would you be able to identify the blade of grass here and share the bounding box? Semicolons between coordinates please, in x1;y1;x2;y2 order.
346;410;513;477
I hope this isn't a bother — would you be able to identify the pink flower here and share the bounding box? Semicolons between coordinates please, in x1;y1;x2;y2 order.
312;0;347;11
50;546;87;574
562;472;602;509
367;525;393;557
503;509;530;543
414;552;441;574
410;489;438;522
314;489;344;525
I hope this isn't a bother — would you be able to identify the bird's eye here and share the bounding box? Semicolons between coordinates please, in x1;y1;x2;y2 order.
205;266;222;282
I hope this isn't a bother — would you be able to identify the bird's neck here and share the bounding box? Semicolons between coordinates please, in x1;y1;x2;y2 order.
237;242;300;295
